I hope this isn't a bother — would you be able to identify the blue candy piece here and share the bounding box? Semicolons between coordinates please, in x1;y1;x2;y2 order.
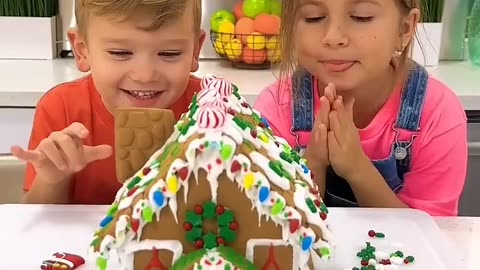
261;118;270;128
302;236;313;251
100;216;113;228
259;187;270;203
301;164;309;174
153;191;165;207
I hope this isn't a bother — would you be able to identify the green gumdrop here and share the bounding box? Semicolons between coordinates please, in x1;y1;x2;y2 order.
221;144;234;161
142;206;154;222
271;200;285;215
319;247;331;257
96;257;107;270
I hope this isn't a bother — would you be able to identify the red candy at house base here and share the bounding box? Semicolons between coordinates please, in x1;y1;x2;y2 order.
40;252;85;270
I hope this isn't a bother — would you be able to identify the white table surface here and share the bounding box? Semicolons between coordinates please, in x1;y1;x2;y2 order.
0;204;477;270
0;58;479;110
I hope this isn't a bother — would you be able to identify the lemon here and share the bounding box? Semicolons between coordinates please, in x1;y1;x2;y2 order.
267;48;281;63
266;36;279;50
214;40;225;55
224;39;243;60
246;33;266;50
218;21;235;44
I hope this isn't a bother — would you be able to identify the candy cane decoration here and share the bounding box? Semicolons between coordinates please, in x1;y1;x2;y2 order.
201;74;221;90
197;88;220;106
207;78;234;97
198;105;227;129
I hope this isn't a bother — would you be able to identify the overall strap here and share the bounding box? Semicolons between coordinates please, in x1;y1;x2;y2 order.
393;62;429;176
292;71;315;132
395;63;429;131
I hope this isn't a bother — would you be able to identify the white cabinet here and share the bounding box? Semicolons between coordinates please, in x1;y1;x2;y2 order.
0;108;35;154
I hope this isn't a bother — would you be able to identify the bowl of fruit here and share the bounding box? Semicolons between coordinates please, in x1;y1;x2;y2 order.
209;0;281;69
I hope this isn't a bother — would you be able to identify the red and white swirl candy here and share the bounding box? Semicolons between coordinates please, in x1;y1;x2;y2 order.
202;99;227;112
207;78;233;97
201;74;221;90
198;104;227;129
197;88;220;106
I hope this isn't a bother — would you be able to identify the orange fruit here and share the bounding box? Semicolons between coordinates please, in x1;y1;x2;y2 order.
253;14;281;35
233;1;245;20
242;47;267;64
235;17;255;44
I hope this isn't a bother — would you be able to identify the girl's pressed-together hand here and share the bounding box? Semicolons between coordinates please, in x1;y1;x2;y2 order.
327;95;370;181
304;96;330;174
304;83;338;173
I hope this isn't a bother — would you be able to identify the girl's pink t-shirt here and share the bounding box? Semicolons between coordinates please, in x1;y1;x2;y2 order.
254;76;467;216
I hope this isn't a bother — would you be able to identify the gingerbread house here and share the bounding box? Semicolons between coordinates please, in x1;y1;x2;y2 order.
89;75;335;270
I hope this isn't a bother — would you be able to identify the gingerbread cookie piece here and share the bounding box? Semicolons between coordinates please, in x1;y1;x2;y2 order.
115;108;176;183
40;252;85;270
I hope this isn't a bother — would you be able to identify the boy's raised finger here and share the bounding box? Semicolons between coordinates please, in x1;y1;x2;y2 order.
10;145;45;163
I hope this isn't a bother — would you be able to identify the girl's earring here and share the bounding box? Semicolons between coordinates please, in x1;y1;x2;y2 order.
394;43;406;57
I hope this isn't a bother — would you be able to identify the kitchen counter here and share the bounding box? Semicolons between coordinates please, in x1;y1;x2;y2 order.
0;58;479;110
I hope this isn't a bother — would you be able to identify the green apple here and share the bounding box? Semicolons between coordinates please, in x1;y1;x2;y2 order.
210;9;236;32
269;0;281;16
243;0;271;19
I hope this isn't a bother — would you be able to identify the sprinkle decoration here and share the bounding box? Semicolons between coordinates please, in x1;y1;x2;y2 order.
198;104;227;129
351;231;415;269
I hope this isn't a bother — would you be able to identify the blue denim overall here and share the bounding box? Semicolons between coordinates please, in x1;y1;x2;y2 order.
291;64;428;207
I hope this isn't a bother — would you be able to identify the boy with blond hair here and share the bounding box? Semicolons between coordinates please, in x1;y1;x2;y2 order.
11;0;205;205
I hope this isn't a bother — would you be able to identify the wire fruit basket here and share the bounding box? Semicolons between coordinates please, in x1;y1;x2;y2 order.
210;30;281;70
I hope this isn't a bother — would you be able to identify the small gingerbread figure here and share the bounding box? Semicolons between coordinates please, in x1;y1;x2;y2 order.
40;252;85;270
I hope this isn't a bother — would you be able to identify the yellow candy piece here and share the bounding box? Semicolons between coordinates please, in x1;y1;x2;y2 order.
167;176;178;193
259;133;269;143
244;173;255;190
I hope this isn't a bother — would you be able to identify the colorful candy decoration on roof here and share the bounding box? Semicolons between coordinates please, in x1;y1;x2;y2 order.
198;104;227;129
184;201;238;250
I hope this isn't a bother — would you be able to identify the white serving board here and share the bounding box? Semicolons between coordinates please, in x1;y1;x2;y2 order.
0;205;462;270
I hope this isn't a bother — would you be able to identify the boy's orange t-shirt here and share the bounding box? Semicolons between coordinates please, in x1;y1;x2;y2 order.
24;75;201;204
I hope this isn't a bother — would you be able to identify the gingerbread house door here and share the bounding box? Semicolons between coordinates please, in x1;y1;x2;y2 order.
246;239;303;270
121;240;183;270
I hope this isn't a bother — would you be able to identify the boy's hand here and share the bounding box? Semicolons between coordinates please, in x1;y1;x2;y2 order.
328;96;369;180
11;122;112;184
304;83;337;174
